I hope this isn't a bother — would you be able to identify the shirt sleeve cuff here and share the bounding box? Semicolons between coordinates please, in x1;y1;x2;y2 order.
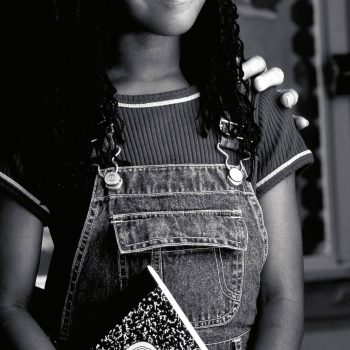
0;171;50;225
256;150;314;198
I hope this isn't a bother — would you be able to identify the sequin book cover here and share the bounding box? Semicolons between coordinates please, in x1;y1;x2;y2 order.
93;266;207;350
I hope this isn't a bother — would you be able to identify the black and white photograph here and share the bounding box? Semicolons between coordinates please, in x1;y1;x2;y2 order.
1;1;349;349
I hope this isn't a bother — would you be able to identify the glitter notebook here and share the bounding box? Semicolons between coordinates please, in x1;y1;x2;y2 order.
93;266;207;350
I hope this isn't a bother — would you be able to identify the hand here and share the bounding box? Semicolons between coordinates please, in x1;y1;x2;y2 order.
242;56;309;130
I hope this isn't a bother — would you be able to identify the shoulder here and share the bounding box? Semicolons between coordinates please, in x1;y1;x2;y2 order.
254;88;314;197
0;130;50;224
254;87;291;128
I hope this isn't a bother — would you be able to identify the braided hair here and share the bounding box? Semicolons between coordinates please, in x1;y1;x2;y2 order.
42;0;260;185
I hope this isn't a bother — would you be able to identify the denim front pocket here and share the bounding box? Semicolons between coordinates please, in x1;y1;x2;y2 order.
111;209;248;328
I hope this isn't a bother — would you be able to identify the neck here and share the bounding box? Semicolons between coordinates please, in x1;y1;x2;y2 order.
107;32;189;95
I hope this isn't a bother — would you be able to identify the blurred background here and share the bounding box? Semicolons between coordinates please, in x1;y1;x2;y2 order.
32;0;350;348
239;0;350;348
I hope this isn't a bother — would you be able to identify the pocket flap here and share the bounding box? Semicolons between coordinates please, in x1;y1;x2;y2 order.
111;209;248;254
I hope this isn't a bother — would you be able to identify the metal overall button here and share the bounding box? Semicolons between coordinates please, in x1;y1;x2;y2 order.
94;146;123;190
104;170;123;189
217;143;244;187
228;166;244;186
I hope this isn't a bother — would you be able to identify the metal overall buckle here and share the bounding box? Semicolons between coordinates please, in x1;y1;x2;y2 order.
217;143;244;186
94;146;123;190
218;117;245;186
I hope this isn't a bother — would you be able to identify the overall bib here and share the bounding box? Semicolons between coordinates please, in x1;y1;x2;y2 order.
58;163;268;350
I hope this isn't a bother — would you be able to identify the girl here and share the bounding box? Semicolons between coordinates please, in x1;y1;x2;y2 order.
0;1;312;349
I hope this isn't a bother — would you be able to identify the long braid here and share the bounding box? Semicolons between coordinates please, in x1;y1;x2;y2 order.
216;0;260;179
83;0;126;167
50;0;125;172
220;1;260;158
182;0;260;169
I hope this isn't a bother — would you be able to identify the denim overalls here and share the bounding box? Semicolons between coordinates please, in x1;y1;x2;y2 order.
57;155;268;350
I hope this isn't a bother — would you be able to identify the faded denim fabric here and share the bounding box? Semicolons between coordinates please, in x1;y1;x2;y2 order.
58;164;268;350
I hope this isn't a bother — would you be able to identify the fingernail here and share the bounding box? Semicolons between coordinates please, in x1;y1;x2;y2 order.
290;89;299;102
286;95;293;108
296;118;309;129
281;94;293;108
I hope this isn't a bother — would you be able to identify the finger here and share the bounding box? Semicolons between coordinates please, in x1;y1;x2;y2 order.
242;56;267;80
279;89;299;108
292;115;309;130
253;67;284;91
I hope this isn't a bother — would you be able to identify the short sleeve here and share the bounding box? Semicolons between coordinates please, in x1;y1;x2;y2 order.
255;88;314;198
0;149;50;225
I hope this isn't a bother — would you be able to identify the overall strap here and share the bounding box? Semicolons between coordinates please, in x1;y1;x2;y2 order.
217;84;261;192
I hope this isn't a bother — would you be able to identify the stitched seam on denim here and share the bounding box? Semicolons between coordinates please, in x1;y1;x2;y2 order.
59;176;99;339
247;196;268;264
161;247;213;253
100;163;229;175
59;209;99;338
96;163;252;193
117;253;123;289
117;163;251;191
102;189;253;200
194;306;242;328
256;200;268;264
214;248;236;301
119;239;247;249
59;207;99;338
218;248;245;316
119;163;229;171
191;250;242;328
112;217;242;224
120;255;129;289
194;301;239;328
240;251;245;302
218;248;241;301
119;243;247;254
242;218;249;286
197;253;246;329
111;209;243;221
117;163;250;193
151;250;163;280
205;330;249;346
159;253;163;279
113;210;247;250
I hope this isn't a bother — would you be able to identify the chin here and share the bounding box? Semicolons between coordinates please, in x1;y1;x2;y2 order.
144;16;200;36
123;0;206;36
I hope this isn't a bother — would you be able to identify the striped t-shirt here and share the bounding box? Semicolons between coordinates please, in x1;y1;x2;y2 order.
115;86;313;196
0;86;313;224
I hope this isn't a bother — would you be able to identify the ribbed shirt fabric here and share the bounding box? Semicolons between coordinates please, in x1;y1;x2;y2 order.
116;86;219;165
0;86;313;221
116;86;313;197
